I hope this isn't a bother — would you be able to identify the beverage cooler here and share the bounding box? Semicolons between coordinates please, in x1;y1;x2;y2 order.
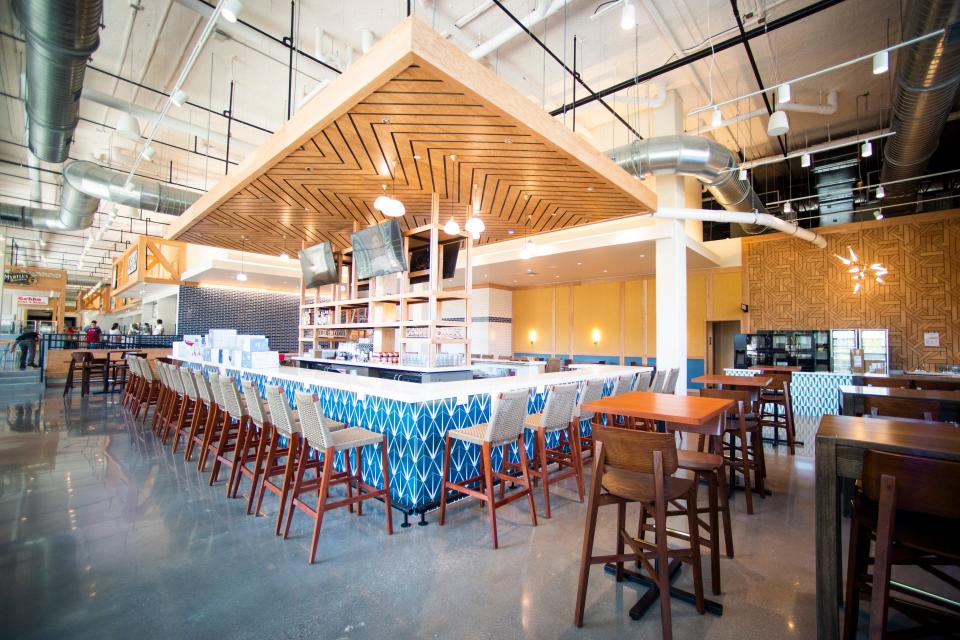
830;329;889;374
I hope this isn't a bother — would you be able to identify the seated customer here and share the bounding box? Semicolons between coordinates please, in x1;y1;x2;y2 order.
14;329;39;370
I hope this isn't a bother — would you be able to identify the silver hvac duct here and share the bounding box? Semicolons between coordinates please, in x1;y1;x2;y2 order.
608;134;768;214
13;0;103;163
0;161;199;230
881;0;960;195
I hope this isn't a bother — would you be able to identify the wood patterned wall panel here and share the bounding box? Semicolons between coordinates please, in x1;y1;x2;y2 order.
744;212;960;370
169;18;656;257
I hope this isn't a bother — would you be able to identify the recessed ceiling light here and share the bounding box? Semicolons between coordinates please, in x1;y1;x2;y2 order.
507;230;514;235
576;262;582;266
639;254;645;258
554;275;559;279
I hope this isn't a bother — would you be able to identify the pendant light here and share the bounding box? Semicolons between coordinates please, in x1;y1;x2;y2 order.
872;50;889;74
279;234;290;260
170;89;189;108
620;0;636;30
236;236;248;281
767;110;789;137
711;107;723;128
464;183;484;237
117;112;141;140
861;141;873;158
221;0;243;23
801;153;811;168
519;213;535;259
876;184;885;199
777;83;791;104
443;217;461;235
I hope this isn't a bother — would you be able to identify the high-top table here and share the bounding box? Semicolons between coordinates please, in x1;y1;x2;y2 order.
815;414;960;638
581;391;734;620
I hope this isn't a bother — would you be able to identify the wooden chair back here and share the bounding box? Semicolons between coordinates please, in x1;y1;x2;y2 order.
864;396;940;421
593;427;678;476
862;449;960;519
762;373;791;392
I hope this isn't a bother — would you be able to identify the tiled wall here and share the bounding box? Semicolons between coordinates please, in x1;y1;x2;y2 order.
469;287;512;356
177;285;299;352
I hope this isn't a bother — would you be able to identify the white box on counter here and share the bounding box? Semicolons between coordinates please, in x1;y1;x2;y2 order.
242;351;279;368
236;335;269;351
208;329;238;349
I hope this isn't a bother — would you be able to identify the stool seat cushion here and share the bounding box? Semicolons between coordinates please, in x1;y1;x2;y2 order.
601;467;693;503
677;449;724;472
523;412;569;433
326;426;383;452
448;423;518;447
760;393;785;403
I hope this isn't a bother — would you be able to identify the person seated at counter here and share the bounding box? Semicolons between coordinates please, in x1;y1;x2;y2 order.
14;329;39;369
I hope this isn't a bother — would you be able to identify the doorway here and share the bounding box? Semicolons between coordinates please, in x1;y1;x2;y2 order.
709;320;741;374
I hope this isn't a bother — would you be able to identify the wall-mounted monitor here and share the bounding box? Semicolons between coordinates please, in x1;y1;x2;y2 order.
351;220;407;280
299;241;339;288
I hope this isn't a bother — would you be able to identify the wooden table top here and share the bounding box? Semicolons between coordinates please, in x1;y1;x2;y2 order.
817;414;960;460
749;365;802;373
582;392;734;426
861;372;960;384
692;374;773;388
839;385;960;403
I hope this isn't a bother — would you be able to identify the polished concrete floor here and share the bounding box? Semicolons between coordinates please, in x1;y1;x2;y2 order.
0;384;910;639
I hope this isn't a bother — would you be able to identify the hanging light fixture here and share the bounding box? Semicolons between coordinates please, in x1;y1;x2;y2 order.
221;0;243;23
464;183;484;237
117;112;141;140
861;141;873;158
711;107;723;128
767;110;789;136
170;89;189;108
777;83;792;104
738;168;748;181
142;145;156;161
783;200;793;214
620;0;636;30
874;210;884;220
519;239;536;259
443;217;461;235
236;236;248;281
278;234;290;260
876;184;885;199
872;50;889;74
801;153;811;168
836;244;887;293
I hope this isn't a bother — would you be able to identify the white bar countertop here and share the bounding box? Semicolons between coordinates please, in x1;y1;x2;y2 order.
289;356;472;373
173;355;647;403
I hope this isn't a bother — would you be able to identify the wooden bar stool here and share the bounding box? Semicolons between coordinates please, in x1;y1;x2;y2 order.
843;450;960;639
170;368;199;454
151;363;175;436
209;376;248;492
121;355;141;409
184;369;212;462
758;373;794;453
634;370;654;392
649;369;667;393
438;389;537;549
132;357;161;421
701;388;758;515
63;351;88;396
574;427;704;640
575;379;607;458
158;363;186;445
197;371;226;472
228;380;272;510
661;368;680;394
285;391;393;564
506;382;582;519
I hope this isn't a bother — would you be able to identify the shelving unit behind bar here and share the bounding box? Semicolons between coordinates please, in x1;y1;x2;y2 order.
299;192;474;368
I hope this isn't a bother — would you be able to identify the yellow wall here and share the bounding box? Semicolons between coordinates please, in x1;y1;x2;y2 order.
512;269;742;362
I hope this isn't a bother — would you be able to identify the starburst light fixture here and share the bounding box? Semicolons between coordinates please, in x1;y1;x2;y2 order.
835;245;887;294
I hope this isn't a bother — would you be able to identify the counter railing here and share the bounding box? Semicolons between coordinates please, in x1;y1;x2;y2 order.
39;334;183;382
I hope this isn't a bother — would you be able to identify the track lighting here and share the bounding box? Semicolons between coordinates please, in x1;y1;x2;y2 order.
801;153;811;168
123;180;135;192
876;184;885;199
142;145;156;161
443;218;461;235
117;112;141;140
738;168;748;181
170;89;188;108
872;50;889;74
620;0;636;30
874;210;884;220
767;110;789;137
783;201;793;214
777;83;791;104
711;107;723;128
221;0;243;23
861;141;873;158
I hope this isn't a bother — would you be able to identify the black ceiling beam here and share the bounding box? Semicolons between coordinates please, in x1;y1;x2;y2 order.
549;0;849;116
728;0;788;157
489;0;644;140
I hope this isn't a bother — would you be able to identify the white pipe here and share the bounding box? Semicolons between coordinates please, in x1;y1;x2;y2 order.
81;88;255;153
689;91;839;133
655;207;827;248
607;80;668;108
455;1;495;28
469;0;570;60
418;0;483;50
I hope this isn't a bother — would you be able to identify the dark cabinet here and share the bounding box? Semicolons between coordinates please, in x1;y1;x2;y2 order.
733;330;832;372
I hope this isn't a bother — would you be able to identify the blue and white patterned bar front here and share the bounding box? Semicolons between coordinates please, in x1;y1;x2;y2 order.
177;357;645;514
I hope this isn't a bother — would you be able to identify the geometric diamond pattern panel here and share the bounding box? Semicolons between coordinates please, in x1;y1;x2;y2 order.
744;213;960;371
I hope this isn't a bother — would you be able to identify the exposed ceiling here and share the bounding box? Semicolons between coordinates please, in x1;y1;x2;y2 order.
0;0;923;282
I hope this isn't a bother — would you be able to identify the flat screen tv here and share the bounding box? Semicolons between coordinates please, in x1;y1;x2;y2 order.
351;220;407;280
409;241;460;284
299;241;338;288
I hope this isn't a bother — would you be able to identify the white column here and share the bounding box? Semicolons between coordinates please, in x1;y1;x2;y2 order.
656;220;687;394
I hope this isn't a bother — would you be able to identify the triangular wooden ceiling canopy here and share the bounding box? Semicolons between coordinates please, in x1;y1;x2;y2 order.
166;17;657;256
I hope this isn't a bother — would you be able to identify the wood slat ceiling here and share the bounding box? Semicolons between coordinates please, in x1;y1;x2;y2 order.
169;17;656;257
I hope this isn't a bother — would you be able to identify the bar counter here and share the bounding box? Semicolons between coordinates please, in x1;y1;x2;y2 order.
173;355;646;518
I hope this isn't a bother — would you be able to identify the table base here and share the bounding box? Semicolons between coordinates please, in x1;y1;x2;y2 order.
603;560;723;620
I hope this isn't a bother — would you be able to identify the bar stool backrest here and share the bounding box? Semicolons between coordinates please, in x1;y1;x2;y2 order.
156;362;170;389
862;449;960;518
219;376;247;418
266;385;299;436
661;368;680;394
179;367;198;400
242;380;269;429
168;365;185;395
208;371;225;409
484;389;530;443
139;358;155;383
541;383;579;431
612;374;634;396
294;391;336;449
594;427;679;476
650;369;667;393
633;370;654;392
126;356;142;379
576;378;606;423
192;369;211;404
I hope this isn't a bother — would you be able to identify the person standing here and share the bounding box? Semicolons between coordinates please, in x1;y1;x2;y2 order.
152;319;165;335
108;322;121;344
14;329;39;369
85;320;103;348
128;322;140;336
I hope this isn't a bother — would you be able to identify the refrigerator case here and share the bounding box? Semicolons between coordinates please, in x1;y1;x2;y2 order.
831;329;858;374
830;329;889;374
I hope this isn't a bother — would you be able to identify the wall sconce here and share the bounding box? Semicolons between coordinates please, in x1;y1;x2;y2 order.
591;328;601;347
528;329;537;346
